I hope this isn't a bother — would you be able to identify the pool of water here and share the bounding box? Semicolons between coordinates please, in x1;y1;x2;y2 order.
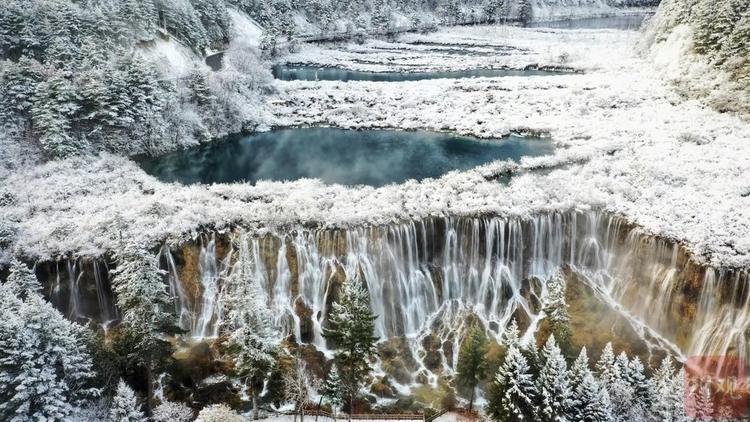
529;14;652;30
139;128;554;187
272;65;568;82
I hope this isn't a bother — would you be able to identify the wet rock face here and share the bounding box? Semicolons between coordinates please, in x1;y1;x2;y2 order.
536;268;667;368
379;337;420;385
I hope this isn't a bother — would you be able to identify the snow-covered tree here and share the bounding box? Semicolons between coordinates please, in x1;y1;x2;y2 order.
650;357;686;422
571;372;612;422
284;353;320;422
323;363;345;416
503;318;521;349
152;399;194;422
487;345;537;421
626;356;651;411
568;346;589;391
537;335;571;422
544;271;572;356
517;0;532;25
110;379;146;422
31;70;81;158
5;258;41;299
371;0;392;32
595;343;617;388
323;277;378;419
223;235;279;420
0;283;97;421
111;244;177;414
195;403;244;422
456;322;488;412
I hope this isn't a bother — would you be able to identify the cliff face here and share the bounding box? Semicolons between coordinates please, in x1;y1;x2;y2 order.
36;211;748;372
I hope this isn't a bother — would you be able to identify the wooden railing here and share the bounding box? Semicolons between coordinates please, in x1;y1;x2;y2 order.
283;409;426;421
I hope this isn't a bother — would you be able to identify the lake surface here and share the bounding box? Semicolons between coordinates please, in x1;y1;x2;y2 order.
529;14;652;30
139;128;553;187
272;65;568;82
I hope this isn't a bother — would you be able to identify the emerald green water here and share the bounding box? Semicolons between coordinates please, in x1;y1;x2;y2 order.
139;128;553;187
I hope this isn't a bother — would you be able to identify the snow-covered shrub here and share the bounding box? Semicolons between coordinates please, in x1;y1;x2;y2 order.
195;403;245;422
153;400;194;422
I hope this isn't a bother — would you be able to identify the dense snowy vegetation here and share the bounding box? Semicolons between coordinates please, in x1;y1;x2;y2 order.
644;0;750;115
5;0;750;420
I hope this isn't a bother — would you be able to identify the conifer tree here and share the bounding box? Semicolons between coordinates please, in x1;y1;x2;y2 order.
456;322;488;412
544;272;573;357
223;235;279;420
111;244;178;415
517;0;532;25
568;346;589;391
110;379;146;422
537;335;571;422
487;345;537;421
31;70;81;158
323;363;345;417
595;343;617;388
0;285;97;421
323;278;378;420
572;372;612;422
6;258;41;299
626;356;651;410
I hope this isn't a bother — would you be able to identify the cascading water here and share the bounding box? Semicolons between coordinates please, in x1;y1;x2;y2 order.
67;260;82;320
161;245;194;332
168;210;749;371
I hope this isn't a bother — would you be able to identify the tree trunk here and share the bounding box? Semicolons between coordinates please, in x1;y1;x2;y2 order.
253;390;259;420
301;404;305;422
469;386;475;413
349;391;354;422
146;361;154;416
315;396;323;422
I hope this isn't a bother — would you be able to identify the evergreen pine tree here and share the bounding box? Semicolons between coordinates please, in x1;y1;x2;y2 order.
517;0;532;26
189;68;213;106
626;356;651;410
544;271;573;357
110;379;146;422
111;243;178;415
323;278;378;420
6;258;41;299
455;322;488;412
573;372;612;422
537;335;571;422
223;234;279;420
487;345;537;421
31;70;81;158
0;285;97;421
324;363;345;416
595;343;617;388
503;318;520;349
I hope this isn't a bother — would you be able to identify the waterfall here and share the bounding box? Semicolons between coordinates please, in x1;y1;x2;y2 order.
34;209;733;371
191;234;233;339
67;260;82;320
92;260;118;324
161;245;194;332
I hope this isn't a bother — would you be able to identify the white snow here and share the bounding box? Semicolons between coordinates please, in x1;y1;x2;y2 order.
3;24;750;271
228;8;264;48
137;37;205;78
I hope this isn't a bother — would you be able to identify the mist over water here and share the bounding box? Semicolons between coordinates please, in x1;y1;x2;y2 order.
528;14;652;30
138;128;553;187
272;65;568;82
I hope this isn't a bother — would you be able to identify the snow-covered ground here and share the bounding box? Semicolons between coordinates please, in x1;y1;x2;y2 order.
2;24;749;270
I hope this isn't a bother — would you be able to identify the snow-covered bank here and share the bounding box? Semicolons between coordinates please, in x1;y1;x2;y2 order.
2;25;750;271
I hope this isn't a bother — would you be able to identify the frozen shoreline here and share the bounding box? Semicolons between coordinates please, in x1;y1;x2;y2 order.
2;24;749;270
